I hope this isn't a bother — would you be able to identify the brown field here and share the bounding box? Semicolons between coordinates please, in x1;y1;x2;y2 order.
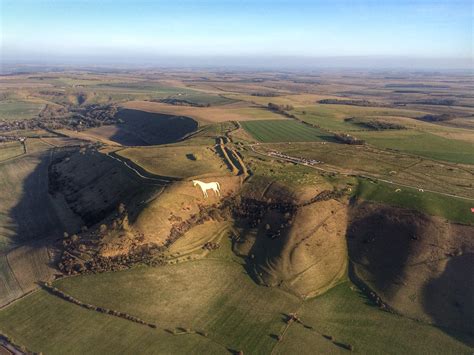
122;100;284;123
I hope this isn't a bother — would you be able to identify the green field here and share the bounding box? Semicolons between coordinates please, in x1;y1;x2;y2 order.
356;130;474;165
355;179;474;225
267;142;474;199
0;243;469;354
0;100;44;120
241;120;332;142
0;290;224;354
289;105;474;164
293;105;426;132
275;282;471;355
0;142;24;162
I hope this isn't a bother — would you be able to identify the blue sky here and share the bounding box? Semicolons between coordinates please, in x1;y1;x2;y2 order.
1;0;472;66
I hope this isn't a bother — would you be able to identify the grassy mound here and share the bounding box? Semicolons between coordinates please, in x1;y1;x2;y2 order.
348;202;474;342
117;145;229;179
133;176;241;247
244;199;348;298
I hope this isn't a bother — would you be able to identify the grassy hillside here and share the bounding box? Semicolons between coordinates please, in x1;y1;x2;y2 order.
0;290;225;354
54;259;300;354
117;145;229;179
1;250;470;354
356;130;474;165
82;109;198;146
354;179;474;225
275;282;471;355
0;245;55;306
0;149;80;251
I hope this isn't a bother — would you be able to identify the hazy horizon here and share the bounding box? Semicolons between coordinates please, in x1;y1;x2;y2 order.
1;0;473;70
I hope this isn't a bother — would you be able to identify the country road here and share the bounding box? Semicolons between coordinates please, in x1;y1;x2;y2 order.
248;144;474;202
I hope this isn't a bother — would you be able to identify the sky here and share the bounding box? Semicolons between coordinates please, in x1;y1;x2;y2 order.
1;0;473;68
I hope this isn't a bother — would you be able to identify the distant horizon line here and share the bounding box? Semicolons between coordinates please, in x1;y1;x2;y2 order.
1;55;472;72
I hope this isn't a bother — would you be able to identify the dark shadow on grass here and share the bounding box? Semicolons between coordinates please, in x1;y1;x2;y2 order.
422;253;474;347
108;109;198;146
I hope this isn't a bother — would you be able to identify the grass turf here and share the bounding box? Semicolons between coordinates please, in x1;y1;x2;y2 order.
117;144;229;179
356;130;474;165
241;120;332;142
1;259;469;354
0;101;44;121
354;178;474;225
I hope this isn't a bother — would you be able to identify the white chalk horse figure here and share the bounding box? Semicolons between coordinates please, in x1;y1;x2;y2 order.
193;180;221;198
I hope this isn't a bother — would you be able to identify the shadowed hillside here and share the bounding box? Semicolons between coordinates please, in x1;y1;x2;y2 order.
83;109;198;146
347;202;474;344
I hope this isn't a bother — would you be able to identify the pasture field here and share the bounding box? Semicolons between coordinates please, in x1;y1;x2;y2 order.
355;130;474;165
244;152;334;191
0;290;224;354
167;93;236;106
55;259;300;354
0;254;23;305
354;179;474;225
0;100;44;120
275;282;471;355
282;104;474;164
0;245;55;306
0;151;58;249
286;105;474;164
1;241;469;354
241;120;332;142
0;145;81;304
0;148;81;249
0;142;24;162
117;144;230;179
285;104;427;132
267;142;474;199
